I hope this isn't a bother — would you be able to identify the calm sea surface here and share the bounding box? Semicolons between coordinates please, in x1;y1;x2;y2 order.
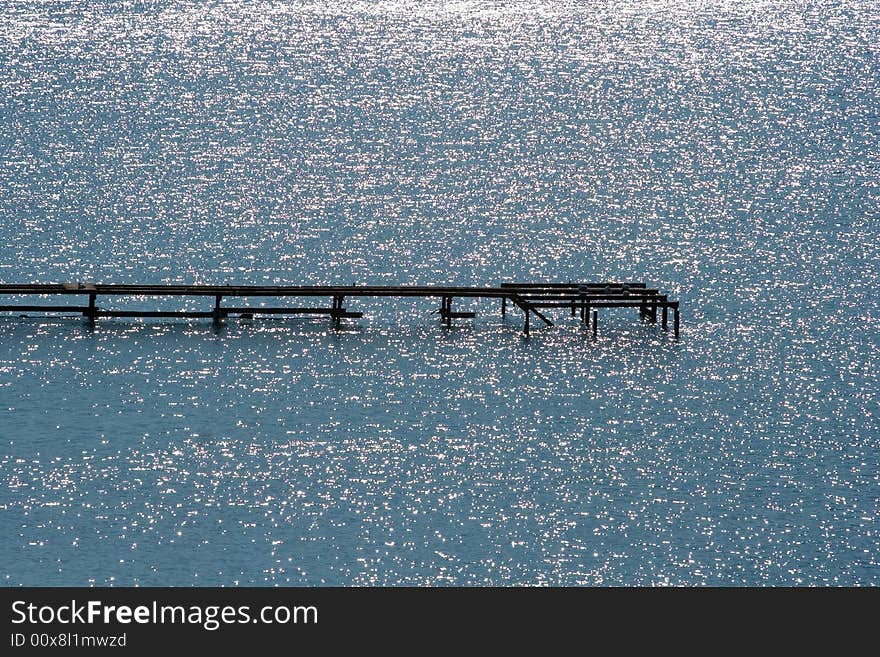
1;1;878;585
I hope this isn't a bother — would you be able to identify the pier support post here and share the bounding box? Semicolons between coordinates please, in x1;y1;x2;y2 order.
674;307;680;338
592;310;598;339
571;298;576;316
523;306;530;336
332;295;344;328
662;305;668;331
650;302;657;323
501;296;506;316
585;301;590;327
441;296;452;327
85;293;97;322
212;295;223;326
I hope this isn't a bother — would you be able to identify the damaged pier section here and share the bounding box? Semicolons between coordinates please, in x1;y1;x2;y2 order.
0;282;680;338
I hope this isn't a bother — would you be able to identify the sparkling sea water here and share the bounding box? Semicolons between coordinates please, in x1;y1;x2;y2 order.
0;1;877;585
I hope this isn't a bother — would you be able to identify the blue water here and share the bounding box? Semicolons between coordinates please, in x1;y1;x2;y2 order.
1;1;878;585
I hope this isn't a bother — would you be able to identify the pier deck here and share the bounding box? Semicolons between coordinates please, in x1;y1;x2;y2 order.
0;282;680;337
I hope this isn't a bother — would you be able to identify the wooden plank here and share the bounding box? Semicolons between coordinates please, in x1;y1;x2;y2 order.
95;311;217;319
232;310;363;319
510;297;553;327
520;290;660;299
527;301;661;309
224;307;347;315
0;284;68;291
0;305;91;313
527;306;554;327
500;282;646;289
2;284;517;299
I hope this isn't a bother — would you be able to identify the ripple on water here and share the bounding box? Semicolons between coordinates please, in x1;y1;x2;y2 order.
0;1;878;585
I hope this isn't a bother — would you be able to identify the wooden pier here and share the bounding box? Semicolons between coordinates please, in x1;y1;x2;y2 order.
0;282;680;337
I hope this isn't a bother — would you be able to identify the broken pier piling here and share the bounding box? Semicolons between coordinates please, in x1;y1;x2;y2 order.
0;281;680;338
